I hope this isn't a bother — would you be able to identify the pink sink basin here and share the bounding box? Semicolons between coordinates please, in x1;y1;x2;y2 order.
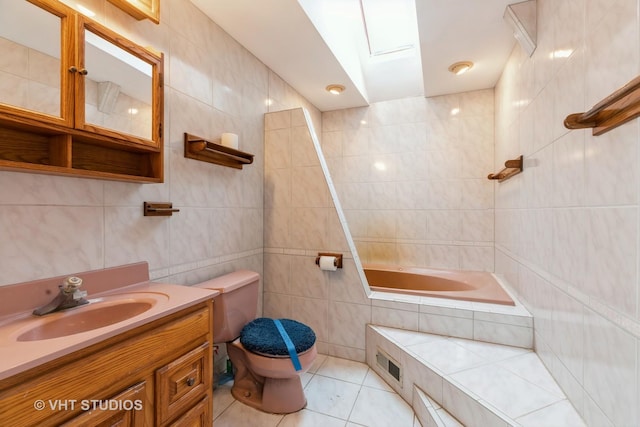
15;294;167;342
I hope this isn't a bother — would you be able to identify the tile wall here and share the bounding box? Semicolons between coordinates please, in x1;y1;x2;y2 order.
263;108;371;361
321;91;495;272
0;0;319;300
262;89;497;362
494;0;640;426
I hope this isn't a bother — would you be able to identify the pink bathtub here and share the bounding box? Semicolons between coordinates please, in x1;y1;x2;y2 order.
363;264;515;306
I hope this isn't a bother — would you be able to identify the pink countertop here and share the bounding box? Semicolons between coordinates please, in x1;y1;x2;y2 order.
0;263;219;381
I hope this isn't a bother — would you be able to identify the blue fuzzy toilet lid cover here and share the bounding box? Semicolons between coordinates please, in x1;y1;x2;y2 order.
240;317;316;356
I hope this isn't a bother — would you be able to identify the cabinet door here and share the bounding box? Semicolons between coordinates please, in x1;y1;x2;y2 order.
60;381;152;427
108;0;160;24
168;396;211;427
77;17;163;148
0;0;74;127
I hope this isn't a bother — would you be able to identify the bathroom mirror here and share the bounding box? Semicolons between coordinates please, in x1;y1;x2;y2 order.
83;29;154;141
0;0;63;119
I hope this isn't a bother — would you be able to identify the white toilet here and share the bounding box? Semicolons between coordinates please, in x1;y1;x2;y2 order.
194;270;317;414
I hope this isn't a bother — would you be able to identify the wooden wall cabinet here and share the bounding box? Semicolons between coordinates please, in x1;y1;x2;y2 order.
0;302;213;427
0;0;164;183
108;0;160;24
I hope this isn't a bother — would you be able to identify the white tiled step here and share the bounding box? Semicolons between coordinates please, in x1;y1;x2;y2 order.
413;386;463;427
367;325;587;427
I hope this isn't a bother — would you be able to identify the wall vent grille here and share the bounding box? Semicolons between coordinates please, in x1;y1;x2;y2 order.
376;348;402;384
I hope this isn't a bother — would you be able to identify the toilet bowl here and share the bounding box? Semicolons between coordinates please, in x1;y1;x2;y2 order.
194;270;317;414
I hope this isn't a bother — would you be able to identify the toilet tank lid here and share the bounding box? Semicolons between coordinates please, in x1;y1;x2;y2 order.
193;270;259;293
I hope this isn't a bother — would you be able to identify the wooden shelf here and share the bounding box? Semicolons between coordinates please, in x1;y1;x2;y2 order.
565;74;640;136
0;119;162;183
184;133;254;169
488;155;523;182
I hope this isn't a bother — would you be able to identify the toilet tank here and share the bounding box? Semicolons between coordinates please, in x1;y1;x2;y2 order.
194;270;259;343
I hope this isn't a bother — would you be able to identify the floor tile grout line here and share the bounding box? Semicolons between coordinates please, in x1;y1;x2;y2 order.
345;383;365;425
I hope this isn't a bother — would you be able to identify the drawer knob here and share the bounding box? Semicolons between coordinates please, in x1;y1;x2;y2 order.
186;377;195;386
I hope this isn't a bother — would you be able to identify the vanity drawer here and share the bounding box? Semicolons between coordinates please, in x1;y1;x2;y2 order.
156;342;211;425
61;381;150;426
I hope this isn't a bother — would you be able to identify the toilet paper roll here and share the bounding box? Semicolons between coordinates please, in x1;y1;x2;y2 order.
319;255;338;271
221;133;239;149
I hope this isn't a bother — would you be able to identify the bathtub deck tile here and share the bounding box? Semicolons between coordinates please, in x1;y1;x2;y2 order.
418;312;474;340
374;325;443;347
373;306;420;331
419;304;474;319
420;296;476;310
473;310;534;327
370;291;423;305
370;279;534;349
470;301;531;316
372;297;421;312
473;319;533;349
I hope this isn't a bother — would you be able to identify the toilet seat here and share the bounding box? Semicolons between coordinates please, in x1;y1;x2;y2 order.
240;317;316;357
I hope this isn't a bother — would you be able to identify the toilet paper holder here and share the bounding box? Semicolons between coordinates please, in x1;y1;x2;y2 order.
315;253;343;269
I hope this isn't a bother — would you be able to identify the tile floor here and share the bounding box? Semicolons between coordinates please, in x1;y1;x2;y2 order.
213;354;420;427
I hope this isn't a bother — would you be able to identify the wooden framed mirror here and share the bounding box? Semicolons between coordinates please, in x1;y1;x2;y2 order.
108;0;160;24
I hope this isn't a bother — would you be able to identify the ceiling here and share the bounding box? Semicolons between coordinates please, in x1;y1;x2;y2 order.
191;0;519;112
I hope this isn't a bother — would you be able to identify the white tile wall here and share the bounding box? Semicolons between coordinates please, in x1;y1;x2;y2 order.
494;0;640;426
263;103;510;361
263;108;371;360
322;90;495;272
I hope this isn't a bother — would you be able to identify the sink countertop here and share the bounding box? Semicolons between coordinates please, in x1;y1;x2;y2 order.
0;265;219;381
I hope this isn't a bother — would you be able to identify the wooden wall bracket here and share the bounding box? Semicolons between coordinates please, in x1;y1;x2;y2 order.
184;133;254;169
488;155;523;182
144;202;179;216
564;74;640;136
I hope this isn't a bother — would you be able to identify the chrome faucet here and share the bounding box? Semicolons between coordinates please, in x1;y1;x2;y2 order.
32;276;89;316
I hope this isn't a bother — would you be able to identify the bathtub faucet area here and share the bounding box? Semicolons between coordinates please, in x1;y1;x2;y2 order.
32;276;89;316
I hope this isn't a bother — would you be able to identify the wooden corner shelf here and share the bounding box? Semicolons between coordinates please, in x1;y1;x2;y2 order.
488;155;523;182
565;74;640;136
184;133;254;169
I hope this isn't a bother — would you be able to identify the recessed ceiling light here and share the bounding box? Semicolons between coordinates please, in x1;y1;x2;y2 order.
326;84;345;95
448;61;474;75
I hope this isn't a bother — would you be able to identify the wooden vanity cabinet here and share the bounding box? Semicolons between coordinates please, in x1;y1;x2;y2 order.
0;0;164;183
0;301;213;427
60;381;150;426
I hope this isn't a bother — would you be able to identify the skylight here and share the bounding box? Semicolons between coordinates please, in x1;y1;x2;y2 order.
359;0;417;56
